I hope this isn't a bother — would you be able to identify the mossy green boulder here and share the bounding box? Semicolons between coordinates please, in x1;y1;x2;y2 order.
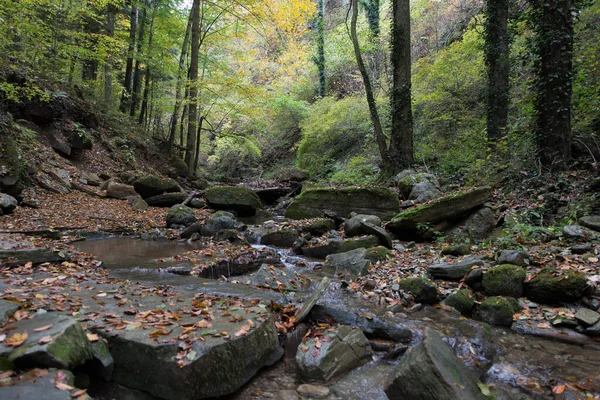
398;277;439;304
483;264;526;298
170;156;189;177
285;187;399;220
525;270;590;304
166;204;197;227
478;296;520;327
442;289;475;317
396;173;439;198
0;134;26;197
133;175;181;199
205;186;263;217
365;246;392;263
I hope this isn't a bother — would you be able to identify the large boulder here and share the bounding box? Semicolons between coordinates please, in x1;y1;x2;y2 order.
444;207;495;242
260;229;299;247
325;248;371;279
385;328;485;400
285;187;400;221
478;296;520;327
497;250;529;266
146;192;188;207
344;214;382;237
408;181;442;203
396;172;440;199
386;188;492;239
525;270;590;304
296;325;372;381
0;133;26;197
166;204;197;228
398;277;439;304
301;236;380;259
442;289;475;317
579;215;600;232
201;213;245;236
205;186;263;217
0;192;18;214
133;175;181;199
0;313;93;370
428;256;484;281
300;218;336;237
106;181;138;199
360;222;393;249
482;264;526;298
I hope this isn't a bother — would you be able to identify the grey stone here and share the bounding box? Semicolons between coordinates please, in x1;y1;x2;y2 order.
189;198;205;208
133;175;182;199
396;172;440;198
385;328;485;400
87;340;114;381
445;207;495;242
126;195;148;211
48;169;71;187
251;264;308;291
498;250;529;266
296;384;330;398
409;180;442;203
325;248;371;279
440;244;469;257
295;277;330;324
579;215;600;232
300;218;336;237
0;313;93;370
584;321;600;337
428;256;484;281
0;369;80;400
0;248;68;267
563;225;597;240
165;204;197;228
205;186;263;217
261;229;299;248
81;172;101;186
0;193;18;213
575;308;600;327
145;192;188;207
478;296;520;327
360;222;393;249
201;215;245;236
0;299;20;323
344;214;381;237
301;236;380;259
465;268;484;291
572;243;594;254
398;277;439;304
106;181;138;199
296;325;372;381
180;222;203;239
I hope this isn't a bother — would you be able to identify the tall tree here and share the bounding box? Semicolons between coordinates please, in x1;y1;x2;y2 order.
139;0;158;124
530;0;577;169
184;0;200;175
360;0;380;37
104;4;117;109
484;0;510;141
120;1;138;113
130;0;148;117
315;0;325;97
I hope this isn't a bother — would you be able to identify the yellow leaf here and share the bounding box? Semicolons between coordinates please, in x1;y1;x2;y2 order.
5;331;28;347
86;333;99;342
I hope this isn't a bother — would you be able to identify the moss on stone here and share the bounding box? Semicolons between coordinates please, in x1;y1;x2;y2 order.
482;264;526;298
134;175;181;199
525;270;589;304
205;186;262;216
365;246;392;263
171;157;189;177
397;173;438;198
478;296;520;327
340;236;380;252
398;277;439;304
301;218;336;237
442;289;475;317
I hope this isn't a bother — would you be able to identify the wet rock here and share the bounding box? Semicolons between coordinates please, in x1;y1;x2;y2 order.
166;204;197;228
442;289;475;317
478;296;520;327
295;278;330;324
0;248;68;267
277;390;300;400
292;237;307;255
396;172;440;199
180;222;203;239
106;181;138;199
145;192;188;207
0;192;18;214
584;321;600;337
285;187;400;220
251;264;308;291
465;268;484;291
81;172;101;186
205;186;263;217
214;229;244;243
284;323;310;362
296;325;372;381
365;246;392;263
360;222;393;249
296;384;330;398
195;247;280;278
445;206;495;242
398;277;439;304
0;299;20;323
428;256;484;281
301;236;380;259
300;218;336;237
201;214;245;237
133;175;181;199
86;340;114;381
563;225;597;240
482;264;526;298
261;229;299;248
385;328;485;400
126;195;148;211
498;250;529;266
0;313;93;370
552;318;579;328
512;320;593;345
0;369;80;400
344;214;381;237
525;270;590;305
571;243;594;254
579;215;600;232
440;244;469;257
575;308;600;327
325;248;371;279
387;188;492;239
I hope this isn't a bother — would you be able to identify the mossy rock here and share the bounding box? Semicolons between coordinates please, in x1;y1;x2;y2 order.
525;270;590;304
68;129;93;150
170;157;189;177
302;236;380;259
442;289;475;317
0;135;26;197
301;218;336;237
397;173;439;198
285;187;400;221
166;204;197;228
398;277;439;305
133;175;181;199
205;186;263;217
365;246;392;263
482;264;526;298
478;296;520;327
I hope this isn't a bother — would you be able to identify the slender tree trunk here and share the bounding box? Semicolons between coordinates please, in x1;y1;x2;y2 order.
194;116;203;172
389;0;414;171
139;1;156;124
350;0;388;170
316;0;326;97
120;1;137;113
167;9;193;154
185;0;200;175
361;0;380;37
82;10;100;81
103;5;116;109
485;0;510;142
531;0;575;170
130;0;148;117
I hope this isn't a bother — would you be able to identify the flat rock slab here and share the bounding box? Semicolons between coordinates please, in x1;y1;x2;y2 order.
325;248;371;279
0;369;87;400
360;222;393;249
285;187;400;221
205;186;263;217
295;277;330;324
428;257;484;281
0;248;68;267
145;192;188;207
575;308;600;327
251;264;309;291
579;215;600;232
0;299;20;323
301;236;380;259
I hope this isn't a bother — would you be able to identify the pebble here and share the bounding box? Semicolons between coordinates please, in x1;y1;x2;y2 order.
296;384;330;398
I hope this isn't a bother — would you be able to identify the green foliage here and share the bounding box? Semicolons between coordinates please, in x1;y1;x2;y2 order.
329;156;380;185
208;134;262;179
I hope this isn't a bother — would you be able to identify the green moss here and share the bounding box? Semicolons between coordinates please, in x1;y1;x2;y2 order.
479;296;520;327
525;270;589;304
442;289;475;316
171;157;189;177
397;173;438;197
482;264;526;298
301;218;336;236
134;175;181;199
340;236;380;252
365;246;391;263
0;357;13;371
398;277;439;304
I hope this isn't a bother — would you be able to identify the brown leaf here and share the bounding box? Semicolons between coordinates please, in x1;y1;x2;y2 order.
5;331;28;347
34;324;53;332
13;309;29;321
71;389;87;397
39;335;53;344
552;384;566;395
55;382;74;391
86;333;99;342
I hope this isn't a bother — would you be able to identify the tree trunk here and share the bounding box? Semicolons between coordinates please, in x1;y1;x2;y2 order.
349;0;389;171
103;5;116;109
193;116;203;172
130;0;148;117
120;2;137;113
389;0;414;172
531;0;575;170
316;0;325;97
361;0;380;37
185;0;200;175
484;0;510;142
167;9;193;154
139;1;156;124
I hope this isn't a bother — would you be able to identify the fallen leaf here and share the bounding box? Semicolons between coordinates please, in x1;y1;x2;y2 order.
552;384;566;395
86;333;99;342
34;324;53;332
5;331;28;347
39;335;53;344
55;382;74;391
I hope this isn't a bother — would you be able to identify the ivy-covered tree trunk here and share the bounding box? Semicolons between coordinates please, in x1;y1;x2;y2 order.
530;0;576;170
316;0;325;97
361;0;380;37
389;0;414;172
185;0;200;175
130;0;148;117
484;0;510;141
103;5;116;109
120;1;137;113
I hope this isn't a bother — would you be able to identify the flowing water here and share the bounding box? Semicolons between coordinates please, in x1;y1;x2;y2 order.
74;237;600;400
